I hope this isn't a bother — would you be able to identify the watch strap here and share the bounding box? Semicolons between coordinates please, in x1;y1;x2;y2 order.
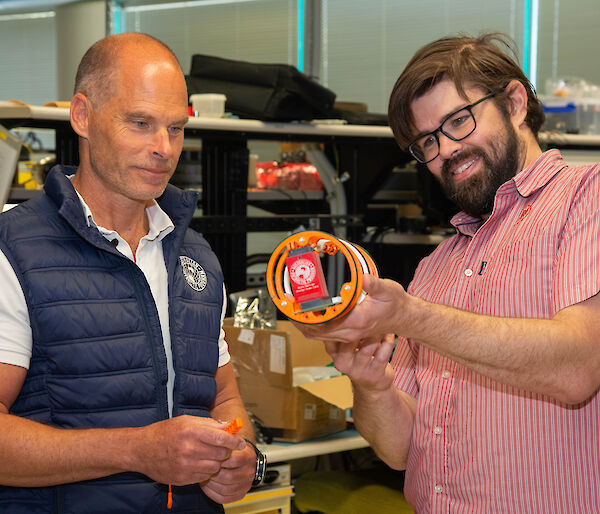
244;438;267;487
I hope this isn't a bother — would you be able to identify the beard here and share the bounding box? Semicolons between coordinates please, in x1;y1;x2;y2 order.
439;118;522;218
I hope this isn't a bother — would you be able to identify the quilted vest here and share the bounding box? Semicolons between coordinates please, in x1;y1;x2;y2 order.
0;166;225;513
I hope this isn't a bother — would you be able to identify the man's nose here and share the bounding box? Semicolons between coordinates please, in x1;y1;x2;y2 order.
151;128;173;159
437;132;463;160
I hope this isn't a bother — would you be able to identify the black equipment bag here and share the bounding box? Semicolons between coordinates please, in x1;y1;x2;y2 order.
185;54;336;122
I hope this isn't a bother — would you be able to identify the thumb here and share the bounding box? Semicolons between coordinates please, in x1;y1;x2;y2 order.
361;273;380;294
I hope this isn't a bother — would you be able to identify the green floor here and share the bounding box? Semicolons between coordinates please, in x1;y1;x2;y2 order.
294;469;414;514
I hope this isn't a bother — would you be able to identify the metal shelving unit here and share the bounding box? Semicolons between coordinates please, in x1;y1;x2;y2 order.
4;103;600;292
0;104;410;294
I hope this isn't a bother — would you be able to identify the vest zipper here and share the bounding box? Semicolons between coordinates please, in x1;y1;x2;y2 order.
128;264;169;419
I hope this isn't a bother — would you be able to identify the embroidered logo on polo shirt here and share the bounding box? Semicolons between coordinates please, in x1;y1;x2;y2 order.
179;256;207;292
517;204;532;223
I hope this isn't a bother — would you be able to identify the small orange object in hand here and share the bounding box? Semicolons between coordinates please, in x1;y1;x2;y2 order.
224;417;244;434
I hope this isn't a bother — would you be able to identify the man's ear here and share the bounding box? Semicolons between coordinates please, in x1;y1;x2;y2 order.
504;79;528;127
70;93;91;139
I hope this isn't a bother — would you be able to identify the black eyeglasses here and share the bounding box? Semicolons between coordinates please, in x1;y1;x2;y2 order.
408;90;502;164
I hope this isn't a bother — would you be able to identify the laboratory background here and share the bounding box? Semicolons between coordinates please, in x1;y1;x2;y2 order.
1;1;599;513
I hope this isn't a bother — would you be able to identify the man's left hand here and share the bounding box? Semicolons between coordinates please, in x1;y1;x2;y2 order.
200;440;256;504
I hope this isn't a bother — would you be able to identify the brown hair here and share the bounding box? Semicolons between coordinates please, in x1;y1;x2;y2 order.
73;33;181;108
388;33;544;149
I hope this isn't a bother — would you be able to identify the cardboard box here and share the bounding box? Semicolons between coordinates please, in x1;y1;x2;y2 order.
224;319;353;442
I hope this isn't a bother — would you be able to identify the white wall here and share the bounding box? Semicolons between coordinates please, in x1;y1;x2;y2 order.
55;1;106;101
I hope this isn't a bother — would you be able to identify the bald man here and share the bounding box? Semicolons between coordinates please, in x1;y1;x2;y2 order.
0;33;257;513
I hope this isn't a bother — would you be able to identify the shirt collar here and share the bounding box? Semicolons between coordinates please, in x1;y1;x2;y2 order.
68;176;174;242
450;149;567;236
512;148;566;197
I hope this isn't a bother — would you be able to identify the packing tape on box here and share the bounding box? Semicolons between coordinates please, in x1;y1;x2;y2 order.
266;231;378;324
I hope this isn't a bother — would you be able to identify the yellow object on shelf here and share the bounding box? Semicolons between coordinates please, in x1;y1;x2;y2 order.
17;160;41;189
224;485;293;514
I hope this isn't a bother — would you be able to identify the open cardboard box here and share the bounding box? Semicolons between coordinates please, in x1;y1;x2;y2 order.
223;318;353;442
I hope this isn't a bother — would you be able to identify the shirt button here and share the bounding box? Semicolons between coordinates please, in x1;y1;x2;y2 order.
464;268;473;277
433;426;442;435
441;370;451;379
434;485;443;494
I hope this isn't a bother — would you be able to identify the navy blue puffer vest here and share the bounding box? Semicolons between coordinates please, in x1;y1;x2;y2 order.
0;166;225;513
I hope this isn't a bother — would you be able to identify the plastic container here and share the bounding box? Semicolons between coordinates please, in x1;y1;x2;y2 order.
540;96;577;133
189;93;226;118
576;98;600;134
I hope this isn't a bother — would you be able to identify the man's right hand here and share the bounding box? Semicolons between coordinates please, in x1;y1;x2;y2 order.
132;415;246;486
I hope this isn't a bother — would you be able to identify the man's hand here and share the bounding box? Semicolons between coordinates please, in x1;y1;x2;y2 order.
132;415;246;486
295;274;408;345
325;335;396;393
200;441;256;504
290;274;401;394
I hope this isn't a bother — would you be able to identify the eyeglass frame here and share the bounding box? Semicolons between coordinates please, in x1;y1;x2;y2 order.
407;89;504;164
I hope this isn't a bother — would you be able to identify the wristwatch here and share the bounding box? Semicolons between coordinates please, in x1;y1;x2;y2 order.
244;438;267;487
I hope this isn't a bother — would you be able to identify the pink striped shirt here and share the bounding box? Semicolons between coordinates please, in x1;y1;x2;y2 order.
391;150;600;513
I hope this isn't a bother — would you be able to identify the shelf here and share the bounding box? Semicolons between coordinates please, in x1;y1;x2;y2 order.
0;103;69;122
539;131;600;146
259;430;369;464
5;103;600;146
224;485;294;514
0;104;392;139
247;188;324;201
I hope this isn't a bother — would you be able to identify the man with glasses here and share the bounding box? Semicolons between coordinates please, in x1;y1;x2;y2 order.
296;33;600;513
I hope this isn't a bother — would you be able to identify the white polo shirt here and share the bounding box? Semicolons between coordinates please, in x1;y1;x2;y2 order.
0;192;230;416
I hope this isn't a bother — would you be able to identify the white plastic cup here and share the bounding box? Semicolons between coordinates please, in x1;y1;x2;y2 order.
189;93;226;118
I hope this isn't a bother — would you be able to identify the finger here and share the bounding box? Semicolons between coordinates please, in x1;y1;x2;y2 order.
218;445;255;471
169;459;222;486
324;340;341;358
351;339;381;368
200;483;229;505
332;341;362;372
347;339;393;382
382;332;395;344
170;422;242;460
201;472;253;503
356;337;394;369
201;482;246;505
197;425;245;452
360;273;378;293
373;338;395;364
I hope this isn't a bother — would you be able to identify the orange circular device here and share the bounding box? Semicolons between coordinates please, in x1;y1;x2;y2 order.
266;231;378;324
